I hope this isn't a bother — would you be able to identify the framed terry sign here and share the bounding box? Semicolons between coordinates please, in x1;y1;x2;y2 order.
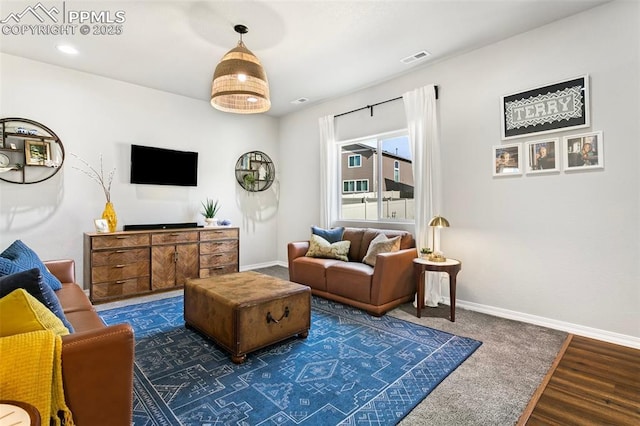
501;75;589;140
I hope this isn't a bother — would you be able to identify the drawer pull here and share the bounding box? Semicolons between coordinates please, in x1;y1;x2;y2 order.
114;264;125;268
116;236;128;240
266;307;290;324
115;280;126;284
116;250;127;253
169;233;181;236
214;266;225;270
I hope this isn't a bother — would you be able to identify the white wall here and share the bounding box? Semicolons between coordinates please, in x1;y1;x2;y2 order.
0;54;281;279
278;1;639;341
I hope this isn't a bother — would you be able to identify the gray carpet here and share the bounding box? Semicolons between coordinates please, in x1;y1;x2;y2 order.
97;265;566;426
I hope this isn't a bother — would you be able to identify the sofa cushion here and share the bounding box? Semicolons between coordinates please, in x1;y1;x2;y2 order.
311;226;345;244
56;283;94;314
326;262;374;304
0;268;74;332
0;240;63;290
305;234;350;261
362;234;401;267
291;257;340;292
342;228;365;261
63;309;108;333
0;288;69;337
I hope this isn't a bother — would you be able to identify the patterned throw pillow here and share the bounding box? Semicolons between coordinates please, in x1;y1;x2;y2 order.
0;268;74;332
305;234;351;261
362;234;401;267
311;226;345;244
0;240;62;290
0;288;69;337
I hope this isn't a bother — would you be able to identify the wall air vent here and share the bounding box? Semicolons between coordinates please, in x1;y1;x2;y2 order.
291;97;309;104
400;50;431;65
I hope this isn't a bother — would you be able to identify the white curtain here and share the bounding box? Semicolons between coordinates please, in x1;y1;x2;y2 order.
318;115;337;228
403;85;444;307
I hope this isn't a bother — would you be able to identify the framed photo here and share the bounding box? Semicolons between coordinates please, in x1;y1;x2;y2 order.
24;140;51;165
493;143;522;177
525;138;559;174
501;75;589;140
94;219;110;233
563;131;604;171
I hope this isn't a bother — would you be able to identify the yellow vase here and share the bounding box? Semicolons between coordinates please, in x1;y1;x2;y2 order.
102;202;117;233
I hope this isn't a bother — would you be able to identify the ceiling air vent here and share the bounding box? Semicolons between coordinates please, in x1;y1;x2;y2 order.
291;97;309;105
400;50;431;65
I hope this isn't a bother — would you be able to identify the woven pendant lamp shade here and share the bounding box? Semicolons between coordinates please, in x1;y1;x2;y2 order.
211;27;270;114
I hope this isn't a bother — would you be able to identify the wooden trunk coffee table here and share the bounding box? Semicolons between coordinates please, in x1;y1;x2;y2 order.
184;271;311;363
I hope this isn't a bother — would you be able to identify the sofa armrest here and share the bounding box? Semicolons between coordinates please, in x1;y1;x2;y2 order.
287;241;309;267
44;259;75;283
370;248;417;305
61;323;134;426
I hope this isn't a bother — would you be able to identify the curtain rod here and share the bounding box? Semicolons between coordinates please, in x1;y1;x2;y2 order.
335;85;438;118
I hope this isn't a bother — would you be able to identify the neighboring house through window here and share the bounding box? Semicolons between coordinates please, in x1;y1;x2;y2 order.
338;131;414;222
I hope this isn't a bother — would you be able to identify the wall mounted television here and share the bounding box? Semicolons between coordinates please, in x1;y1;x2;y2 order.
130;144;198;186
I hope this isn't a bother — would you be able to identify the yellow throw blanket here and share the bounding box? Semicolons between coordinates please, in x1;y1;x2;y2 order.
0;330;74;425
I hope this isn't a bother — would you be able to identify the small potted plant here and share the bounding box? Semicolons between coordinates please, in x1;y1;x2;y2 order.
243;173;256;190
420;248;432;259
201;198;221;226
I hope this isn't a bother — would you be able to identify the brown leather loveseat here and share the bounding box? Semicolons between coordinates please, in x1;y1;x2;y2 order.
288;227;416;316
46;259;134;426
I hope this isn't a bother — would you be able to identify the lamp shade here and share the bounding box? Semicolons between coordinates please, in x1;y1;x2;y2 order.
211;26;270;114
428;215;450;228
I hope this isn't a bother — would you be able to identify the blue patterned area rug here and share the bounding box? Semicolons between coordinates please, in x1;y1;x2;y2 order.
99;296;481;426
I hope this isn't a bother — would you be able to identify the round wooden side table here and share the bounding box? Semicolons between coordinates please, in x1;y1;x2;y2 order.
413;257;462;322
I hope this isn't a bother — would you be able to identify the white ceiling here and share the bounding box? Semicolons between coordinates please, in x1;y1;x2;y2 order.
0;0;608;116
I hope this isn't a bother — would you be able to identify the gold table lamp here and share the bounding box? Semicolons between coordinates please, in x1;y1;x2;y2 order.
427;215;450;262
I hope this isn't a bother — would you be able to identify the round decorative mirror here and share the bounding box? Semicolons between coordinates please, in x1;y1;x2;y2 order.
0;117;65;184
235;151;275;192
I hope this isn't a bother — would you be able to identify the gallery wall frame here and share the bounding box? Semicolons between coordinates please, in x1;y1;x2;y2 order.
493;143;522;177
501;75;590;140
563;131;604;172
524;138;560;175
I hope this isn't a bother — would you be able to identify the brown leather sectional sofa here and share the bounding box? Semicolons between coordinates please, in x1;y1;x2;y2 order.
46;259;134;426
287;227;417;316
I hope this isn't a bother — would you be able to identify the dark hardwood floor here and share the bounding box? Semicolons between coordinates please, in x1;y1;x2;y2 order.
518;334;640;425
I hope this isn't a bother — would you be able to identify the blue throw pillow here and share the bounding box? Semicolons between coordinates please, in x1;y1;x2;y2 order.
311;226;345;244
0;240;62;291
0;268;74;332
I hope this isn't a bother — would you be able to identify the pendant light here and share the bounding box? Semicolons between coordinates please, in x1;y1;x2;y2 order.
211;24;271;114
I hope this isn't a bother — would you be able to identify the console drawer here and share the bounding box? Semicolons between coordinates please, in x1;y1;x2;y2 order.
200;240;238;254
200;252;237;268
91;261;150;283
91;277;151;301
91;233;150;249
200;229;238;241
92;248;150;266
199;264;238;278
152;232;198;245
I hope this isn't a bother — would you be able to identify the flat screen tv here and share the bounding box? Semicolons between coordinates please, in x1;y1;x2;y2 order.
130;144;198;186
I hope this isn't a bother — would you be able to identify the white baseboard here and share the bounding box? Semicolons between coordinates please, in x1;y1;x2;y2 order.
452;298;640;350
242;263;639;349
241;260;287;271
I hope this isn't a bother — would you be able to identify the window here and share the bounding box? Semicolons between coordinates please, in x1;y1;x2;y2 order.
338;131;413;222
348;154;361;168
